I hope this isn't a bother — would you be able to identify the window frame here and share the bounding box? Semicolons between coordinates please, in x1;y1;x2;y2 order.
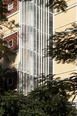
8;1;13;11
7;78;13;86
7;39;13;48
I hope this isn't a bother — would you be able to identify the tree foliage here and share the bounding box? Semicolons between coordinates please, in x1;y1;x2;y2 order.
46;0;67;11
0;64;17;95
0;78;77;116
0;38;16;63
48;23;77;64
0;0;9;21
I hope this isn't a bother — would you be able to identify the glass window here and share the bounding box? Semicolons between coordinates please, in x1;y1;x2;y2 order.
30;51;32;56
34;29;36;51
22;2;26;23
27;50;30;72
49;13;53;34
37;55;39;74
34;5;36;27
24;49;27;71
34;76;37;88
37;31;39;53
7;40;13;48
34;53;36;75
22;25;26;47
8;1;13;11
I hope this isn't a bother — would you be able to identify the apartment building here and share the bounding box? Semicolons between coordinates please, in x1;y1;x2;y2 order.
3;0;77;105
2;0;52;94
2;0;77;95
1;0;19;90
54;0;77;105
54;0;76;79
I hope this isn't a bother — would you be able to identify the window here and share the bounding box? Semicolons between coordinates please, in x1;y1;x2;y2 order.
7;40;13;48
34;53;36;75
7;78;13;86
8;1;13;11
30;51;32;56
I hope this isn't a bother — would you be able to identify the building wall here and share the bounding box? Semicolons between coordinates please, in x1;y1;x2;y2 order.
4;32;18;51
55;7;76;31
3;0;19;68
19;0;53;94
1;0;52;93
3;13;19;36
0;0;19;90
54;0;76;79
7;0;19;15
3;32;19;69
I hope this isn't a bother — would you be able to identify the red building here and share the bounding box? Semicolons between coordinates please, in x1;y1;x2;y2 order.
1;0;19;90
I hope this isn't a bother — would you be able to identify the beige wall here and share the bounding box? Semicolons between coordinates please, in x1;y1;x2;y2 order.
54;61;76;79
66;0;76;6
54;0;76;79
55;7;76;31
55;22;76;32
3;13;19;36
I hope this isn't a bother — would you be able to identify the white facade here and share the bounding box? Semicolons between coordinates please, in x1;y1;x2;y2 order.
19;0;52;94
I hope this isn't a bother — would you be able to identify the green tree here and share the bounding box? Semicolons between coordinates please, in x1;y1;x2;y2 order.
0;78;77;116
0;0;9;21
0;64;16;95
48;24;77;64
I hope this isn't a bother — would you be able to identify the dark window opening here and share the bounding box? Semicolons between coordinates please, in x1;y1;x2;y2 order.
7;78;13;86
8;40;13;48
